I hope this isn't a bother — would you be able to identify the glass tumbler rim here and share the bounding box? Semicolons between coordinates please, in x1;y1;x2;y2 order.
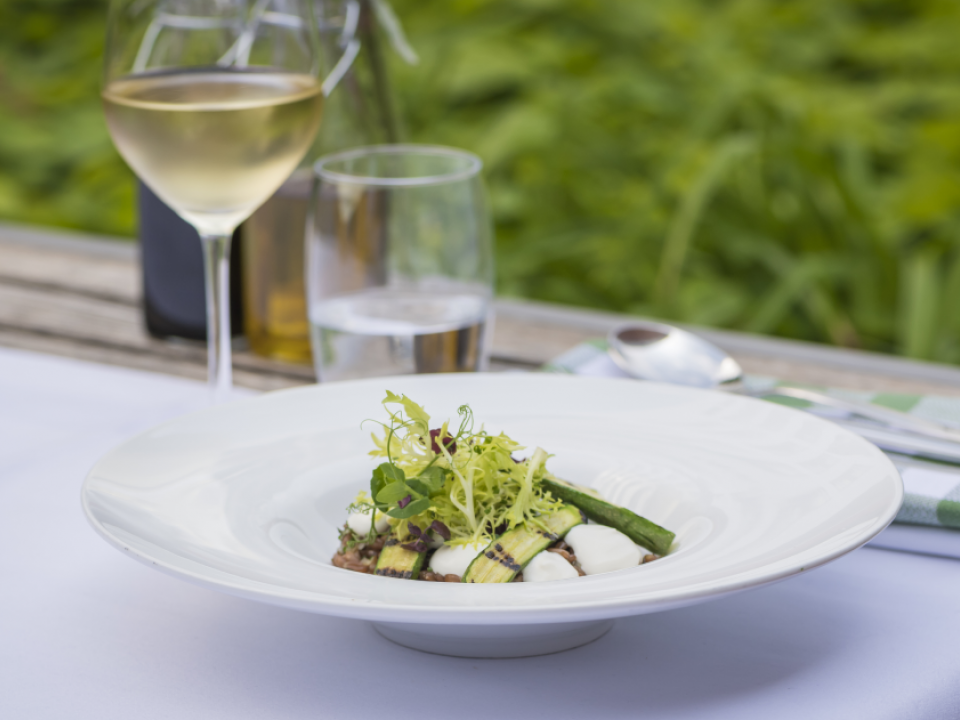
313;144;483;188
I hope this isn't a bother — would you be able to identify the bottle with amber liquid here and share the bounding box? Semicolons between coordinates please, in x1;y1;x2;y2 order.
240;170;313;362
240;0;411;365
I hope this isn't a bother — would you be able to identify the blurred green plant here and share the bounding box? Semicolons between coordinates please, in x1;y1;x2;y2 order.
390;0;960;361
4;0;960;362
0;0;135;234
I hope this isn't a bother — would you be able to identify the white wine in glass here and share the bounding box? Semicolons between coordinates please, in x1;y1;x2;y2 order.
104;70;323;236
102;0;354;399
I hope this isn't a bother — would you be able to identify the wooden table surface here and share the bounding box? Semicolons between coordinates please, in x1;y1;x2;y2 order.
4;221;960;396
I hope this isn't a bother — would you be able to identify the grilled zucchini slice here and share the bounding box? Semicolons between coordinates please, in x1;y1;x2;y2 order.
374;539;426;579
462;505;583;583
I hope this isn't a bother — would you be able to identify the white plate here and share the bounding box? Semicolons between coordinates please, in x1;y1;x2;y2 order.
82;374;902;657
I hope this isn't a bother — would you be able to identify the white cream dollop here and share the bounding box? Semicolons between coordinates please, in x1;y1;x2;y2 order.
523;550;579;582
425;530;446;550
564;525;643;576
346;508;390;536
428;542;486;577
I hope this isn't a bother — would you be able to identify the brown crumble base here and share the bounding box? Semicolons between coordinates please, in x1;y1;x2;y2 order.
331;527;659;581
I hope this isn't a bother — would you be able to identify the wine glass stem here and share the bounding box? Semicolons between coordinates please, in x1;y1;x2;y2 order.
200;232;234;402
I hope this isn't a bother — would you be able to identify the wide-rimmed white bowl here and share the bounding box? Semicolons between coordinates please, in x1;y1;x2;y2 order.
82;374;902;657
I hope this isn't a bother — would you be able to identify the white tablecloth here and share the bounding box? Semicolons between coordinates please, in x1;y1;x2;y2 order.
2;348;959;719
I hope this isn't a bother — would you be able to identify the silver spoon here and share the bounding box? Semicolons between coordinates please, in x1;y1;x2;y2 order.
607;322;960;445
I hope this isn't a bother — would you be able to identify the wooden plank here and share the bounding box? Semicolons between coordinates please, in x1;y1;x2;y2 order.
0;282;141;347
0;239;318;389
0;221;137;260
0;241;139;304
494;298;960;395
0;230;531;386
0;326;527;386
0;328;303;392
3;222;960;397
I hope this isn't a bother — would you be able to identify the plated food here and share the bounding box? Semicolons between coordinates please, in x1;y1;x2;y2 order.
332;392;676;583
81;374;902;656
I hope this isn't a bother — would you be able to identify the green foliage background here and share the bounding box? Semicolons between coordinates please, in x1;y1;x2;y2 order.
4;0;960;362
0;0;135;234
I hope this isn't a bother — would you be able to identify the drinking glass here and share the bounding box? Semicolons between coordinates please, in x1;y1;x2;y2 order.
307;145;495;382
102;0;357;400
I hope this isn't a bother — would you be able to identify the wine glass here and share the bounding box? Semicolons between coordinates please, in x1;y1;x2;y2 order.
102;0;357;400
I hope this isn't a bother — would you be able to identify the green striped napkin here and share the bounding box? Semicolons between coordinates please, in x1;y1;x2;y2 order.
544;339;960;532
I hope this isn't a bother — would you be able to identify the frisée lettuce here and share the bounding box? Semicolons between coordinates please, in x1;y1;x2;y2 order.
351;391;563;551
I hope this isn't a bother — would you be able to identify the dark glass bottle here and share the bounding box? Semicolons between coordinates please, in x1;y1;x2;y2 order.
138;182;244;340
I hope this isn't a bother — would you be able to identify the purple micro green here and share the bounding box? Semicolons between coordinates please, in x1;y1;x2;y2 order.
429;428;457;455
